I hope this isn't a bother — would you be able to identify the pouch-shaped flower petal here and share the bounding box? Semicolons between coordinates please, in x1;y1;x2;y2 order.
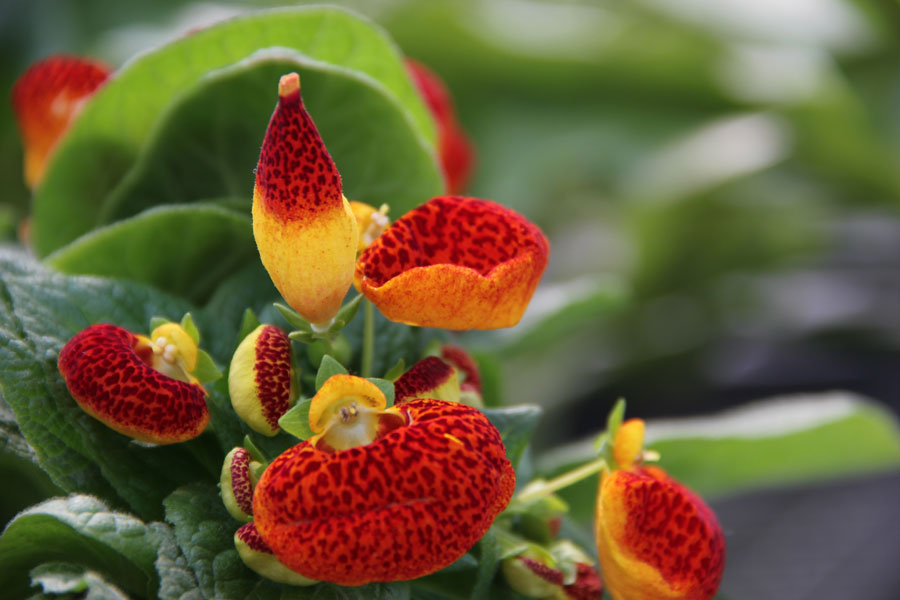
253;398;515;585
252;73;358;326
58;324;208;444
595;466;725;600
11;55;109;188
354;196;549;330
229;324;296;436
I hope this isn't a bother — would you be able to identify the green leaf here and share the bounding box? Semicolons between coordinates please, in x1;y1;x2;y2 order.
470;529;500;600
538;392;900;523
180;313;200;344
367;378;396;408
193;350;223;385
45;204;257;304
482;406;543;470
30;562;129;600
0;495;161;599
152;522;203;600
32;6;438;257
150;316;171;331
316;355;349;391
278;398;315;441
382;358;406;382
0;249;213;520
237;309;261;345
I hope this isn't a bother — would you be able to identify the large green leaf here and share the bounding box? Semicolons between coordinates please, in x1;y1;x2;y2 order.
0;495;161;599
29;562;129;600
0;249;217;520
100;52;442;225
32;6;438;256
45;204;256;304
537;392;900;523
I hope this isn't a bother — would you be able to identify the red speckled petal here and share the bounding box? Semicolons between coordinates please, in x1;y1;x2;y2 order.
595;467;725;600
394;356;459;404
354;196;549;330
254;325;294;429
252;73;358;325
11;55;109;188
253;399;515;585
440;344;482;394
58;324;208;444
405;59;474;194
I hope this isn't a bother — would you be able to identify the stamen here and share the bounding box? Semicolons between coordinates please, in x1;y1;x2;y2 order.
163;344;178;363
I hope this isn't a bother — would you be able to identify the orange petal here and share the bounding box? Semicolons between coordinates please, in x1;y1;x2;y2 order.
11;55;109;188
228;325;295;436
595;466;725;600
253;398;515;585
612;418;645;470
354;196;549;330
252;73;358;325
405;59;474;194
394;356;460;404
57;324;208;444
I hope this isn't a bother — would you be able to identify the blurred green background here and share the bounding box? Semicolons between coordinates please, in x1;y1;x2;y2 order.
3;1;900;598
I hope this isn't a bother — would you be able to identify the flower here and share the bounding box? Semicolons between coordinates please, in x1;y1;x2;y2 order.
228;324;296;436
252;73;358;326
57;322;209;444
349;201;390;253
354;195;550;329
220;447;257;522
405;58;474;194
393;356;460;405
595;419;725;600
11;55;109;188
441;344;484;406
252;374;515;585
502;540;603;600
234;522;318;586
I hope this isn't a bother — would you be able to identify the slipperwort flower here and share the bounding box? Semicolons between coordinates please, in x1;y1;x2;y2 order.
252;73;358;326
252;374;515;585
11;55;109;188
57;322;209;444
595;419;725;600
355;196;550;330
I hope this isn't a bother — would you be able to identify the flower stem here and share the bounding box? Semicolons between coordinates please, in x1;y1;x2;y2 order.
513;457;607;505
361;299;375;378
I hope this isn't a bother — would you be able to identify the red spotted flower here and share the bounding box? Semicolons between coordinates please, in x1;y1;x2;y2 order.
252;72;548;331
57;322;209;444
252;374;515;585
595;419;726;600
11;55;109;188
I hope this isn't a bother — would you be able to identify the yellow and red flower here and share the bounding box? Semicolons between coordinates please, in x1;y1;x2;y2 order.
251;73;358;326
405;58;474;194
595;419;725;600
57;322;209;444
11;55;109;188
252;374;515;585
355;196;549;330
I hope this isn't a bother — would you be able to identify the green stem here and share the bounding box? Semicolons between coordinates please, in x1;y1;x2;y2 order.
513;457;607;505
361;299;375;378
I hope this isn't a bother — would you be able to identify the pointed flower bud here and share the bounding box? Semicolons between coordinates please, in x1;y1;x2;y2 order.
405;59;474;194
220;447;258;522
502;541;603;600
11;55;109;188
355;196;550;330
234;522;317;586
253;391;515;585
57;323;208;444
350;201;390;253
252;73;358;326
441;344;484;407
394;356;460;405
228;324;296;436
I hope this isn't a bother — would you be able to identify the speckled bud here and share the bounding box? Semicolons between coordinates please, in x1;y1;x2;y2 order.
234;522;317;586
220;447;257;522
394;356;460;405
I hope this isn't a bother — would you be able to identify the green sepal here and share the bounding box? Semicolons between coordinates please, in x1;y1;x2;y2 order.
383;358;406;381
367;378;396;408
289;330;315;343
241;435;267;464
274;303;312;333
192;349;222;384
493;527;530;561
278;397;314;441
179;313;200;344
149;316;169;332
329;294;364;333
595;398;626;459
316;355;348;391
236;308;260;344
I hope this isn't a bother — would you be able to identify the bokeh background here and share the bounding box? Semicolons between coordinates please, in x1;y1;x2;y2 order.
2;1;900;598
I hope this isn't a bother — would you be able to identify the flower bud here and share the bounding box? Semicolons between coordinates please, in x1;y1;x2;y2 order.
220;447;259;522
441;344;484;407
394;356;460;405
501;541;602;600
228;325;296;436
234;522;317;586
